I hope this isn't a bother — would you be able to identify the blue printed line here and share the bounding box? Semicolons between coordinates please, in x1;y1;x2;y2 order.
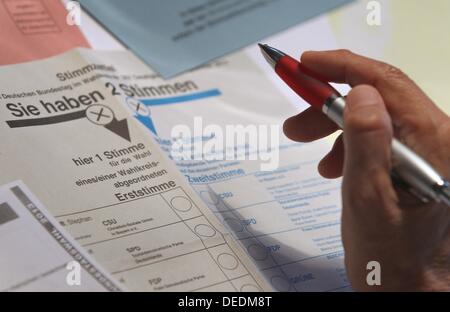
188;159;321;185
261;250;345;272
207;186;340;214
236;227;303;241
141;89;221;106
325;285;352;292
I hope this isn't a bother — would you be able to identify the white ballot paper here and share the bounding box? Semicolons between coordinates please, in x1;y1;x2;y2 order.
0;49;269;292
0;181;122;292
0;48;348;291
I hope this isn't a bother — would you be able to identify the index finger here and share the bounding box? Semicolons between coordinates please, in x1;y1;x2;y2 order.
300;50;447;140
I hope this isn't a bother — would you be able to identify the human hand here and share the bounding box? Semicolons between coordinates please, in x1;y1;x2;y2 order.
283;50;450;291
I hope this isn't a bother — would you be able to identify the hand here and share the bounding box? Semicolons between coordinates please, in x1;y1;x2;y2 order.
283;50;450;291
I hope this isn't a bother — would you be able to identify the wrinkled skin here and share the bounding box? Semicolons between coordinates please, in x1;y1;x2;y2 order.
283;50;450;291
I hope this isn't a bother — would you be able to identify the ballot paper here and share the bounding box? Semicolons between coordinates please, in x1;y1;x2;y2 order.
0;49;270;292
102;50;349;292
0;47;348;292
0;0;90;65
79;0;352;78
0;181;122;292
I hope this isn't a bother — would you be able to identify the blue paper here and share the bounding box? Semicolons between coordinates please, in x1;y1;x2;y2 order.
80;0;352;78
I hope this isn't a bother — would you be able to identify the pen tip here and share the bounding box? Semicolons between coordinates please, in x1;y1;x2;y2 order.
257;43;286;69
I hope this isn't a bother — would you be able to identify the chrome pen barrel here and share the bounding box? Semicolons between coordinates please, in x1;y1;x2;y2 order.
390;139;447;202
323;96;449;205
322;95;345;128
436;182;450;206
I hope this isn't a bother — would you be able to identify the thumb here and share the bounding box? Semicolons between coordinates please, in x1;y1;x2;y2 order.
343;85;394;202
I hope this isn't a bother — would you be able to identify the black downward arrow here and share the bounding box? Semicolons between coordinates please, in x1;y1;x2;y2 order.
104;118;131;142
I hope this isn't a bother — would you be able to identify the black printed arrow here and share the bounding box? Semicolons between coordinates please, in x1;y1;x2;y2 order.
6;108;131;142
104;117;131;142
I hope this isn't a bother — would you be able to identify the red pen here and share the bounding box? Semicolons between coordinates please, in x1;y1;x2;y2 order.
258;43;450;206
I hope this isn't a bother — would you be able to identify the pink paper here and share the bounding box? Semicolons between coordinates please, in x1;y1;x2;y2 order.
0;0;90;65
